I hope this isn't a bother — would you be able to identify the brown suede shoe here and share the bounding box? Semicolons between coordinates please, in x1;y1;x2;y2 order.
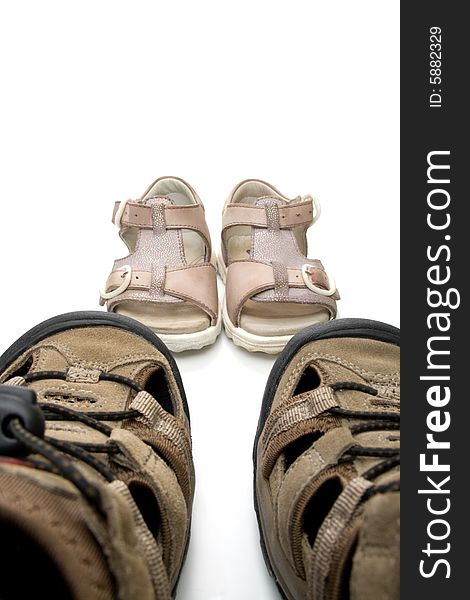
0;312;194;600
254;318;400;600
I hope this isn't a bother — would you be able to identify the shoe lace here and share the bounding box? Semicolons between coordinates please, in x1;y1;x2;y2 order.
329;381;400;497
6;370;145;515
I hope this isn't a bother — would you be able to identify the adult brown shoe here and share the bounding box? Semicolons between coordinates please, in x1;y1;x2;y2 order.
254;318;400;600
0;311;194;600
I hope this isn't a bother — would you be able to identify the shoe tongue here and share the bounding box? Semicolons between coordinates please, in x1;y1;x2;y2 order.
254;196;288;208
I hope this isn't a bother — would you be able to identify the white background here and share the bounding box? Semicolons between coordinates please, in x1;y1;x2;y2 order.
0;2;399;599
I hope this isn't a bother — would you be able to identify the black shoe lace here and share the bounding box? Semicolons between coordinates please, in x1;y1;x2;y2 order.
6;370;145;515
329;381;400;499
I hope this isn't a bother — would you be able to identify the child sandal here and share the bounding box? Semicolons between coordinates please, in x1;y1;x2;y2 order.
219;179;339;353
100;177;220;352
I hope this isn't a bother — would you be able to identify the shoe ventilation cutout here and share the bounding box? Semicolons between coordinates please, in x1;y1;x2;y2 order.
293;365;322;396
128;480;162;540
283;431;325;470
144;368;175;416
303;476;344;546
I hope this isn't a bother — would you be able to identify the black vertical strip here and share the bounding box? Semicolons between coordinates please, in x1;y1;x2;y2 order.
401;3;466;597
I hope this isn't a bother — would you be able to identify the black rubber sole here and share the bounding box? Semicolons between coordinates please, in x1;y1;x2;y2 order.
252;318;400;599
0;310;190;422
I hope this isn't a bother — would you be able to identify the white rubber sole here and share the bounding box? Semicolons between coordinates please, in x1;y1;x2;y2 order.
222;300;293;354
155;316;222;352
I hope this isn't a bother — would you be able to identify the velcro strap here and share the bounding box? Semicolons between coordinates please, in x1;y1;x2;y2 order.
225;261;338;327
261;386;339;477
222;200;314;231
104;269;152;292
112;201;211;254
103;265;218;323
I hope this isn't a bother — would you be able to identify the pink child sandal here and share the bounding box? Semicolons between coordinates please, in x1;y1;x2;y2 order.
219;179;339;354
100;176;220;352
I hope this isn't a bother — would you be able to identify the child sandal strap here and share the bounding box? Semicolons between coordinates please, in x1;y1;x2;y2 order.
225;261;338;328
100;265;218;324
112;201;212;256
222;198;317;230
